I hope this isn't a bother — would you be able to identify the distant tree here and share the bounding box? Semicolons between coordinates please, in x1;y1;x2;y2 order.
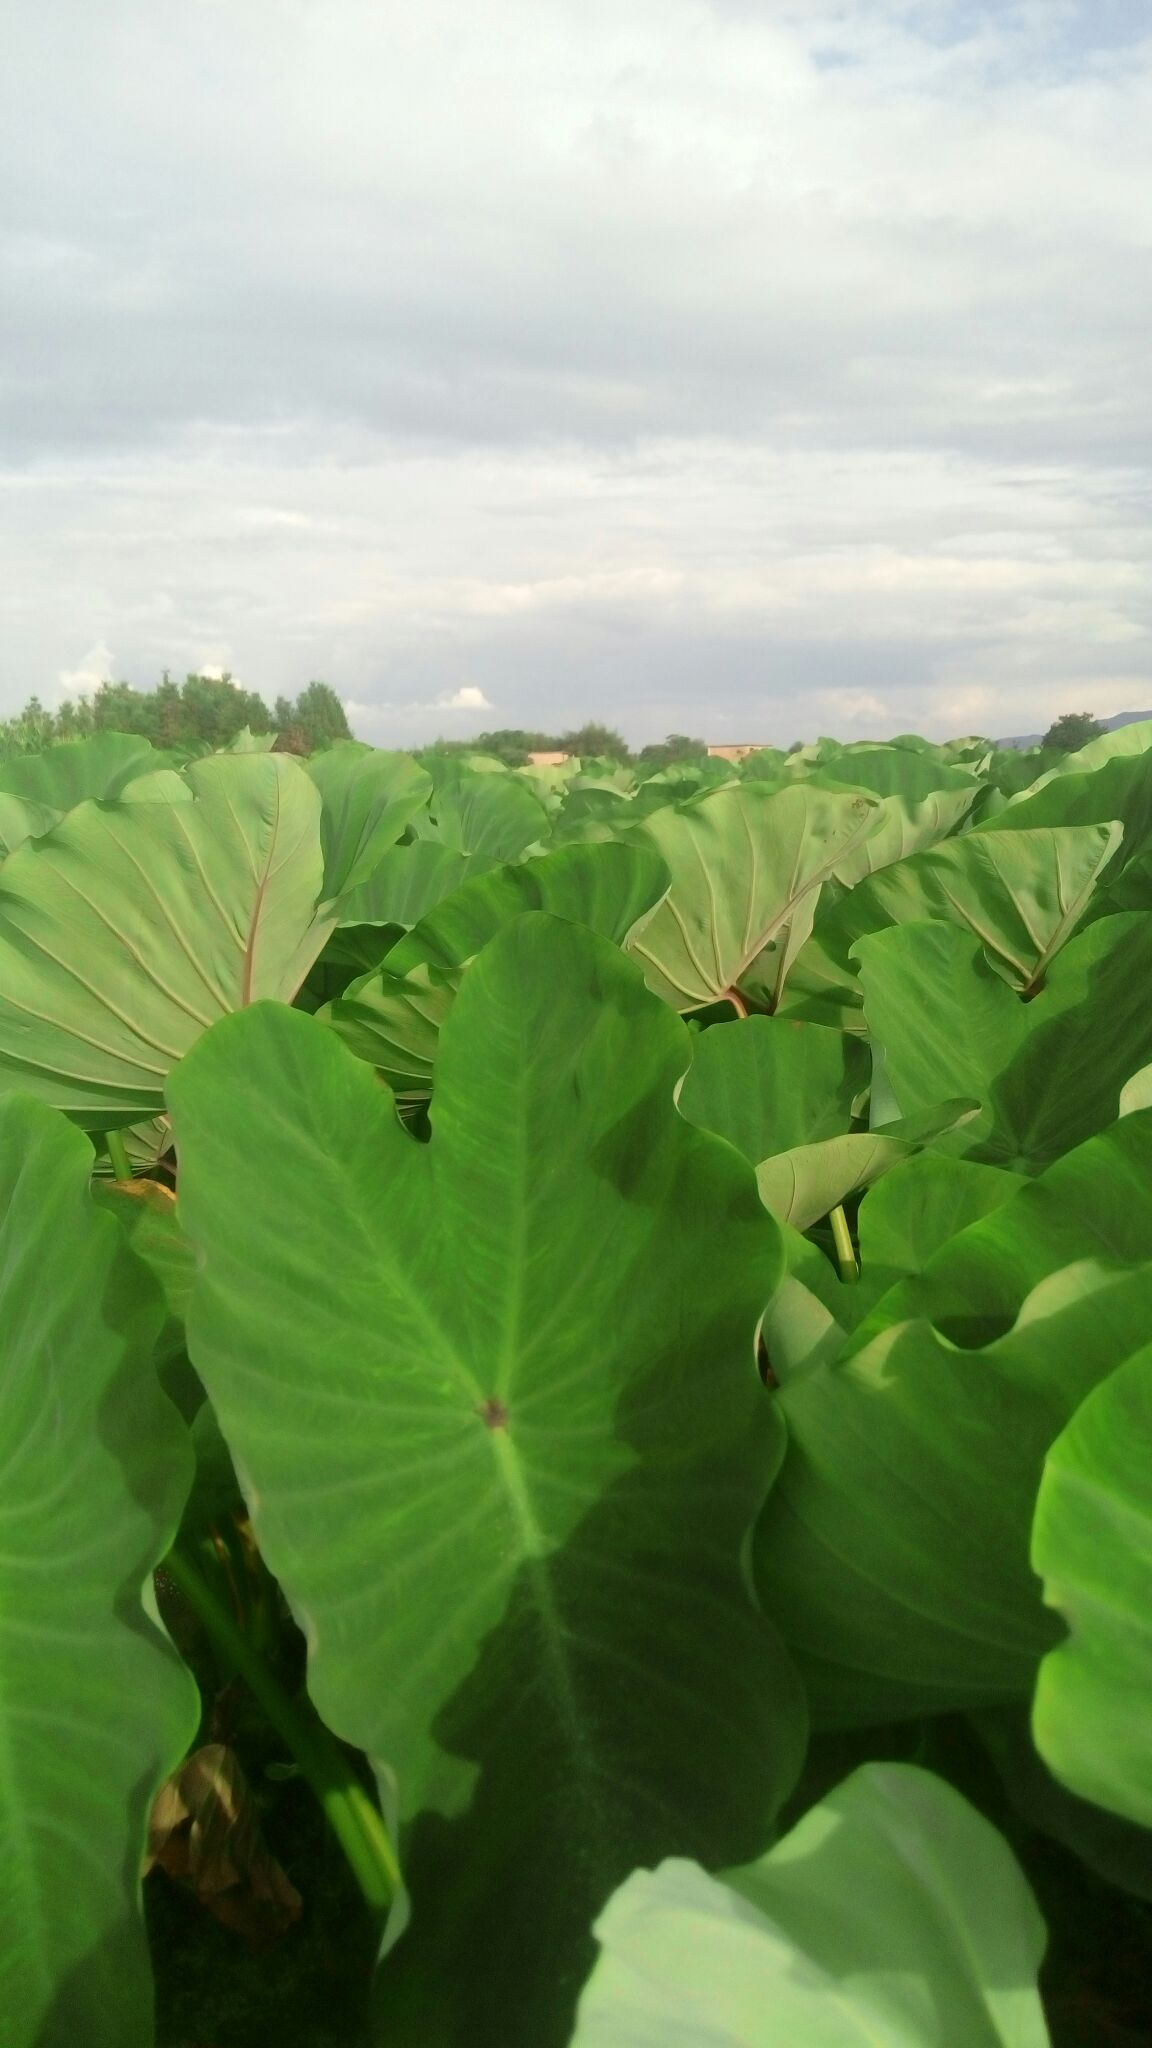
1042;712;1104;754
413;738;473;768
0;695;58;761
0;672;353;764
473;728;561;767
559;722;631;763
635;732;707;774
274;684;350;757
52;672;275;751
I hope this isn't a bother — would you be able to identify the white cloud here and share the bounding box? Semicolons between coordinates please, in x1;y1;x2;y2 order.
438;685;494;710
55;640;114;703
2;0;1151;740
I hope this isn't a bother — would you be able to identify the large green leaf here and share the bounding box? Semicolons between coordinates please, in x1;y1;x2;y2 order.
983;748;1152;869
627;783;880;1011
984;911;1152;1170
854;913;1152;1172
1019;717;1152;790
976;1705;1152;1907
0;731;159;808
804;742;982;878
857;1151;1027;1277
384;841;669;978
1031;1346;1152;1828
861;824;1122;992
676;1015;867;1163
0;793;60;858
810;741;981;804
846;1109;1152;1357
853;921;1028;1154
0;1097;197;2048
335;839;476;929
305;743;431;898
168;916;805;2048
754;1260;1152;1726
425;766;548;860
781;820;1123;1031
0;753;331;1127
754;1101;978;1234
325;842;670;1094
828;781;980;872
569;1763;1050;2048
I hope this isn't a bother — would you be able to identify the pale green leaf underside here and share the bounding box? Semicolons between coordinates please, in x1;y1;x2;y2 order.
754;1099;978;1232
0;753;330;1126
570;1763;1050;2048
864;823;1122;991
628;783;880;1010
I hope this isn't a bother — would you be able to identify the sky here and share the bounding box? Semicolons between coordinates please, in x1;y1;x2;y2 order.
2;0;1151;748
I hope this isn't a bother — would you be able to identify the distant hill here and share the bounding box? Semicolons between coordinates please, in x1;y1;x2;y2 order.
996;709;1152;751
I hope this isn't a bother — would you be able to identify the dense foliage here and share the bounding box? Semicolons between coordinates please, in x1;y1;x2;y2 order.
1;721;1151;2046
1042;711;1105;754
0;674;351;760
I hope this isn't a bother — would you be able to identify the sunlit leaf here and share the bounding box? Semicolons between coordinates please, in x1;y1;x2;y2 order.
169;916;805;2048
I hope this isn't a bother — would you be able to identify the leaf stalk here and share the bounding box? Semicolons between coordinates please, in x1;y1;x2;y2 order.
104;1129;133;1180
829;1203;859;1285
163;1545;400;1912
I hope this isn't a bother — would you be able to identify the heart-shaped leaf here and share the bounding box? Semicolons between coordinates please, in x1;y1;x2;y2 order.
169;915;805;2048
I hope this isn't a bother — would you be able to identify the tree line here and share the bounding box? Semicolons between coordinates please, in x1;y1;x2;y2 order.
0;674;352;760
419;725;710;770
0;675;1106;771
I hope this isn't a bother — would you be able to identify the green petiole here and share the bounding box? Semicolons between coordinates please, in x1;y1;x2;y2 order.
163;1544;401;1913
829;1203;859;1285
104;1128;133;1180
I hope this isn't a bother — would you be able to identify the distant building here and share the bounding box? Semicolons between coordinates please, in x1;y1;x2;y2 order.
707;742;767;762
526;749;571;767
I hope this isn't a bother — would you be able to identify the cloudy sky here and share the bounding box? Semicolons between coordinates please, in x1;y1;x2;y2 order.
2;0;1151;746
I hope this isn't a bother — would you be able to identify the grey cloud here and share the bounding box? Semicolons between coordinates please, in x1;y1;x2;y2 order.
1;0;1151;733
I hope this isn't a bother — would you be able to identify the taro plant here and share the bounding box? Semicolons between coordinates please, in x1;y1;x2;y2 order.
0;725;1150;2046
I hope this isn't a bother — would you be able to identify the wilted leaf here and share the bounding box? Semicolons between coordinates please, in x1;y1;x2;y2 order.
146;1744;302;1950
